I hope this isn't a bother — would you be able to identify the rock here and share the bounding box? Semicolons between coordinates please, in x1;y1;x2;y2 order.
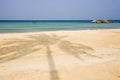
101;19;109;23
92;19;109;23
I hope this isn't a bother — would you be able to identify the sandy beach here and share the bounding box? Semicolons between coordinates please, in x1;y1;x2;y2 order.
0;29;120;80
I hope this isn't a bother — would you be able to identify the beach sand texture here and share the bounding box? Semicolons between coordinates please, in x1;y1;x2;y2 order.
0;29;120;80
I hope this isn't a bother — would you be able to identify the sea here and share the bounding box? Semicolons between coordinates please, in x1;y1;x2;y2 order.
0;20;120;33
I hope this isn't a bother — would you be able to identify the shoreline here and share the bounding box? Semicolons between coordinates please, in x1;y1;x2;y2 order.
0;28;120;34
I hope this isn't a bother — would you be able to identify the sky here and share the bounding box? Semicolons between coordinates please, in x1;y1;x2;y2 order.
0;0;120;20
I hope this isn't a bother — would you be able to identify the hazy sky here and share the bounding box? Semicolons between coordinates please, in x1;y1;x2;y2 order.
0;0;120;20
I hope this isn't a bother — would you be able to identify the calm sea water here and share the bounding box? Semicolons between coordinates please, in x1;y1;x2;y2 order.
0;20;120;33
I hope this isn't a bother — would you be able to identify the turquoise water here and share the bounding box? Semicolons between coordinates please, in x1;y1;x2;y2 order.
0;20;120;33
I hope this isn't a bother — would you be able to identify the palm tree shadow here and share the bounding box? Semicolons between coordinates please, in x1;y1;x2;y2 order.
28;34;60;80
46;45;59;80
0;34;60;80
0;33;101;80
58;41;102;60
29;34;101;80
0;39;41;63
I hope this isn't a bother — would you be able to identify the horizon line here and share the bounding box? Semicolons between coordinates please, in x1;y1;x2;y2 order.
0;19;120;21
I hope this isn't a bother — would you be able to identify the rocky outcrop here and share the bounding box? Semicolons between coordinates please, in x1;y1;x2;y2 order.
102;19;109;23
92;19;109;23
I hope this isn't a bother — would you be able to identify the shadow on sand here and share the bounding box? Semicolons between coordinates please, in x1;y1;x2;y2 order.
0;39;40;63
46;45;59;80
0;34;101;80
59;41;101;60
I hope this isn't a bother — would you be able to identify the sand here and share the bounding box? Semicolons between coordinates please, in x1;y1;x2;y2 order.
0;29;120;80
